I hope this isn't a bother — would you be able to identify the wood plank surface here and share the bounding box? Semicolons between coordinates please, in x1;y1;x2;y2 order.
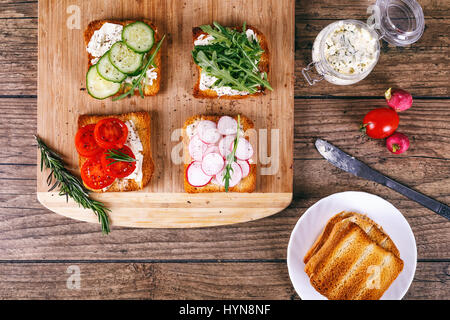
0;261;447;299
1;0;449;96
35;0;295;227
0;0;448;300
0;98;449;259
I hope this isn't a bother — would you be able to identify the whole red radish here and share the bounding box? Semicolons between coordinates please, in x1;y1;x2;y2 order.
386;132;410;154
361;108;399;139
385;88;413;112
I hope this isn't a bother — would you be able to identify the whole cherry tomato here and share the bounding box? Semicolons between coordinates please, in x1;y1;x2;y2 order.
361;108;399;139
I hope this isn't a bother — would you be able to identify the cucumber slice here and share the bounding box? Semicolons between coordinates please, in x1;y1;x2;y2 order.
109;41;143;74
86;65;121;100
96;53;126;83
122;21;155;53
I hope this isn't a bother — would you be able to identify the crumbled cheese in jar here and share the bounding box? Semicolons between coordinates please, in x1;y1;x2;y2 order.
86;22;123;65
323;22;377;75
124;67;158;87
122;120;144;183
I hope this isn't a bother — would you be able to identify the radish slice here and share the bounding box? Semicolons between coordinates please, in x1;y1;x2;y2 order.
218;116;238;135
201;153;225;176
199;127;221;144
216;162;242;188
197;120;216;138
188;135;207;161
204;145;220;156
237;160;250;178
219;135;236;158
186;161;212;187
235;137;253;160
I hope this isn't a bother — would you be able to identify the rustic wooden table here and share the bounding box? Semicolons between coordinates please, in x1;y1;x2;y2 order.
0;0;448;299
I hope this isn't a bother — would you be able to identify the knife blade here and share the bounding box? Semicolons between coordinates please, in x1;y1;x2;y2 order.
315;138;450;220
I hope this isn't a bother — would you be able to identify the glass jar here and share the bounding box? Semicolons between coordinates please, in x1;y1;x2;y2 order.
302;0;425;86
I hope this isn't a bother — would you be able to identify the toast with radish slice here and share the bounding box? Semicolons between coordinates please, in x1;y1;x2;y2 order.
77;111;154;192
183;115;256;193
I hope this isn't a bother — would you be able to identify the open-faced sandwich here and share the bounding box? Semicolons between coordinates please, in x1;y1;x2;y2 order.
183;115;256;193
75;111;154;192
84;20;164;100
191;22;272;99
304;211;404;300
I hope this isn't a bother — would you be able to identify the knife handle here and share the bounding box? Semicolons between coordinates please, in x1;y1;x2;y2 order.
384;178;450;220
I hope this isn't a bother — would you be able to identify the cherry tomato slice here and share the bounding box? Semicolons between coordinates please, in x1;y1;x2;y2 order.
80;156;115;190
362;108;399;139
101;146;137;179
94;118;128;149
75;124;104;158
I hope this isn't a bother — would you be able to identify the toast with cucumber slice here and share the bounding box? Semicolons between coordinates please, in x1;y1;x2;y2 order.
84;19;162;100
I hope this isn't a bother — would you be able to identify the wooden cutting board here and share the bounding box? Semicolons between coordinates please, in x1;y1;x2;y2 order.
37;0;294;228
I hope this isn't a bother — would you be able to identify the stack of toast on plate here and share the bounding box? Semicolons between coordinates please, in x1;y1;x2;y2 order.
304;211;404;300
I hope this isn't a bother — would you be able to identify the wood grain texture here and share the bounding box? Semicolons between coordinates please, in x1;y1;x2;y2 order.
0;0;448;300
0;261;447;299
36;0;295;227
1;0;450;96
0;97;449;259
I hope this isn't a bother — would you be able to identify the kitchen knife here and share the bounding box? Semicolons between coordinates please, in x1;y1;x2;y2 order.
315;138;450;220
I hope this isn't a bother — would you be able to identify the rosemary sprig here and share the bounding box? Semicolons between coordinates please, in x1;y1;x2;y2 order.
223;115;241;192
113;34;166;101
35;135;111;234
105;148;136;166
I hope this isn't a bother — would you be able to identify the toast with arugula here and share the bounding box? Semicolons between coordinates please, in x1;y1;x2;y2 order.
192;22;271;99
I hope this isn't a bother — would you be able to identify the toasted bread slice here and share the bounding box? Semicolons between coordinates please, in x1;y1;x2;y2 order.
183;115;256;193
78;111;154;192
84;19;161;97
305;220;404;300
304;211;400;264
192;25;269;99
303;211;354;264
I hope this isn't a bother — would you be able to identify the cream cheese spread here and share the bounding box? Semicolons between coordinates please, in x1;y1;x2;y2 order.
123;67;158;87
87;22;123;65
123;120;144;183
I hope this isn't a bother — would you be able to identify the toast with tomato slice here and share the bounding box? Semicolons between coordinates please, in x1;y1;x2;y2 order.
84;19;161;97
77;111;154;192
182;114;256;193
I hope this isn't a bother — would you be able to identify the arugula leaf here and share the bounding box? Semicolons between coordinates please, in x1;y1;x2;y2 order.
195;51;250;92
192;21;272;94
222;115;241;192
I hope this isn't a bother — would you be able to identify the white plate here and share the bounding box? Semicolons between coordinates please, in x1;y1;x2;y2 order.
287;191;417;300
